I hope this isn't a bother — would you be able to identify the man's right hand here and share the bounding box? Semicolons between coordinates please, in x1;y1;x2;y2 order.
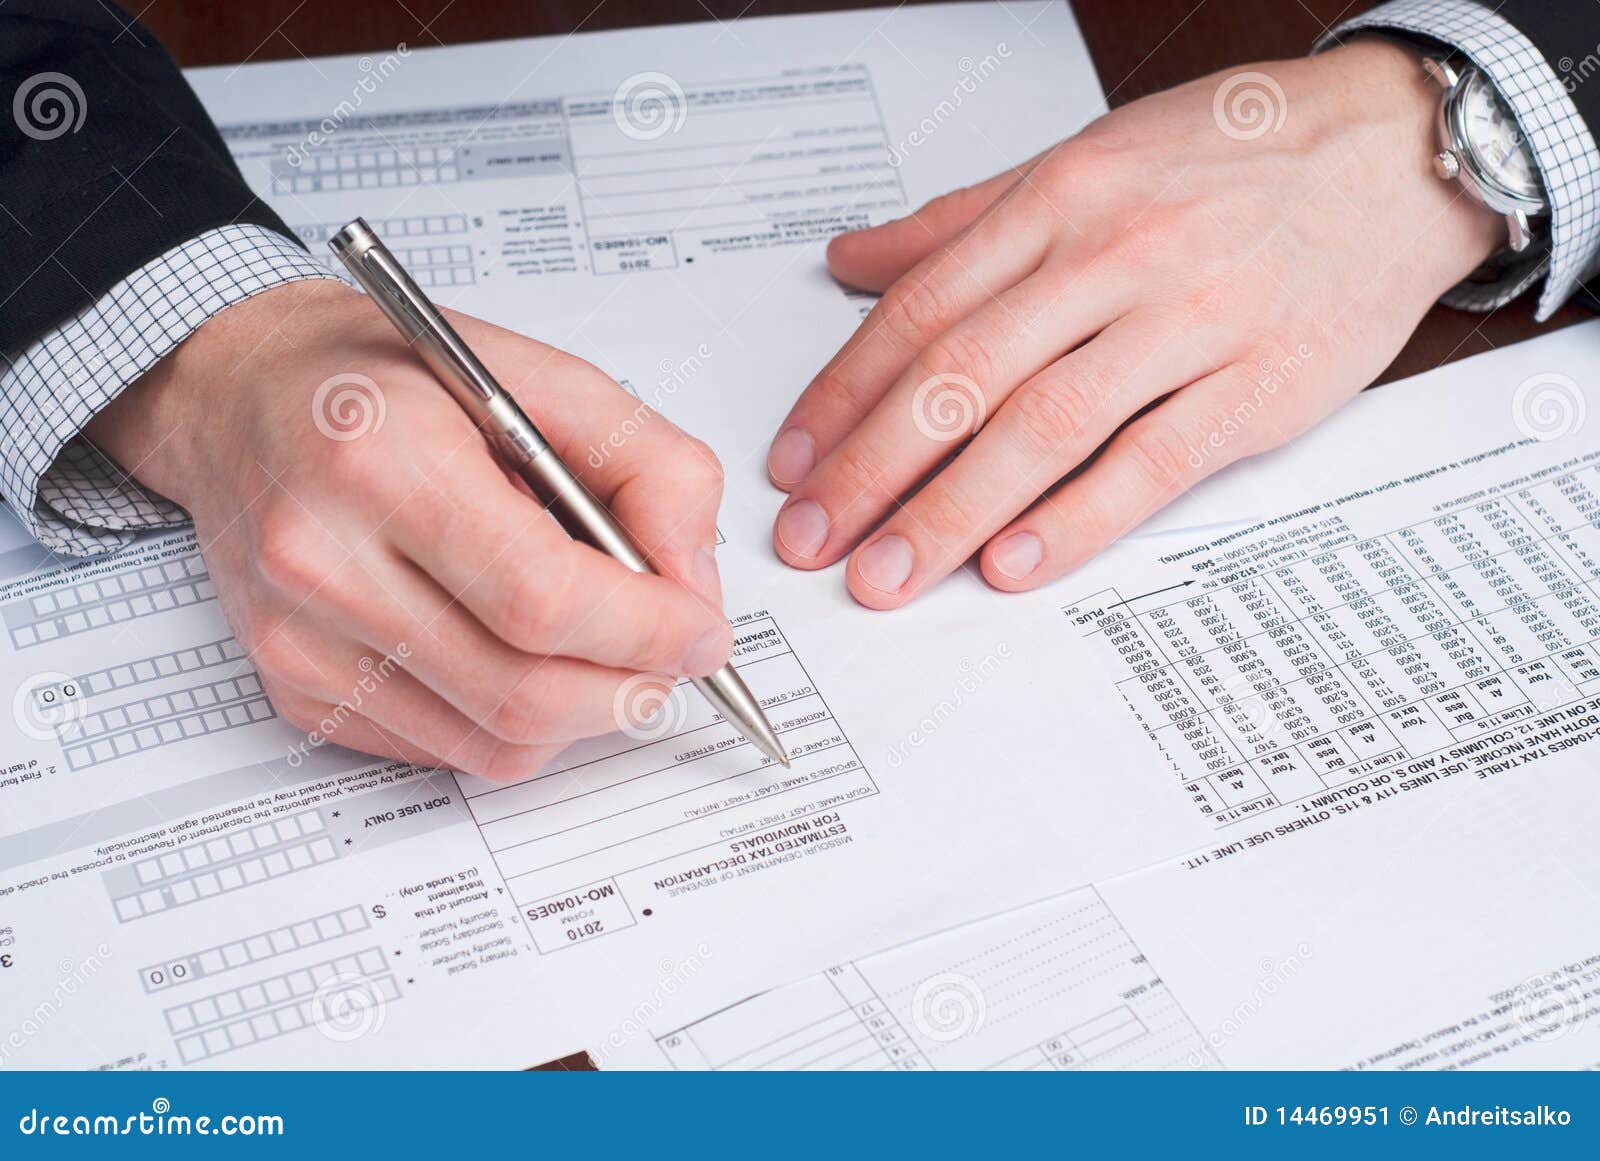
87;280;733;781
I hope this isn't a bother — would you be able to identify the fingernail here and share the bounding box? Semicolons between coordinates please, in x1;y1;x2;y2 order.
692;546;720;597
767;428;815;486
776;499;829;558
856;535;914;594
682;628;729;677
991;532;1043;581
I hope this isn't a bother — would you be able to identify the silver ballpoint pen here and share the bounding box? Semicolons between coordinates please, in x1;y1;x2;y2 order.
330;218;790;769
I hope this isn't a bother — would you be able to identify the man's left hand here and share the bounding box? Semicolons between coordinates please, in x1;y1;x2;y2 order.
766;40;1503;607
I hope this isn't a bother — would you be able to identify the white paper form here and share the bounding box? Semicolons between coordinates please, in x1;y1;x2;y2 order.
201;2;1104;334
1098;747;1600;1070
603;320;1600;1070
0;4;1181;1071
4;0;1592;1074
602;883;1222;1070
605;743;1600;1070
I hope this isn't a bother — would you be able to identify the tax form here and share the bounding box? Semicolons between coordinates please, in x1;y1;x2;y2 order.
603;750;1600;1071
603;320;1600;1071
1;2;1136;1070
1;0;1595;1074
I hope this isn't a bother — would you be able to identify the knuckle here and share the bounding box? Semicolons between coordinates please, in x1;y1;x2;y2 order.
1177;280;1240;335
634;587;692;669
437;729;499;779
1010;378;1100;452
271;687;331;737
429;482;477;551
489;683;551;745
804;364;871;418
922;327;996;389
1065;132;1131;168
881;273;955;348
248;632;316;692
252;512;324;597
1050;135;1147;219
681;436;726;496
1106;202;1194;271
278;702;321;736
1104;218;1167;273
821;448;889;509
919;187;962;218
918;185;977;228
477;740;546;783
911;479;986;542
319;437;383;494
257;675;303;722
1124;421;1195;497
496;560;564;652
1060;485;1124;548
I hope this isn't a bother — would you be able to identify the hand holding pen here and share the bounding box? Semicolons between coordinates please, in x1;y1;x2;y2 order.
332;219;788;768
88;253;776;780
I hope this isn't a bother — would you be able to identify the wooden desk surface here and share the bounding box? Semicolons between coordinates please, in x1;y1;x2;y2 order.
140;0;1589;1069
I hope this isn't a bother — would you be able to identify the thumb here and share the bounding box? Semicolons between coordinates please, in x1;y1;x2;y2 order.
825;156;1038;291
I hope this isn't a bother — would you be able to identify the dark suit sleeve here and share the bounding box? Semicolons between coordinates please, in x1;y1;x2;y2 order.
1493;3;1600;144
1492;3;1600;311
0;0;300;353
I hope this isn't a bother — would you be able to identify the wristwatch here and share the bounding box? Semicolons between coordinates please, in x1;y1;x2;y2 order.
1423;56;1547;253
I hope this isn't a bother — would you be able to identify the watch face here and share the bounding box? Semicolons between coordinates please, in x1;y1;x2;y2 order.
1458;69;1542;201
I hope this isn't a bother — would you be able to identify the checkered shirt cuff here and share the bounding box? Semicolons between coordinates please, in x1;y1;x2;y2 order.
0;225;338;557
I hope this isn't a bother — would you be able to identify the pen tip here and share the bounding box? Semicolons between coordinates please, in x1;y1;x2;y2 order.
778;754;792;769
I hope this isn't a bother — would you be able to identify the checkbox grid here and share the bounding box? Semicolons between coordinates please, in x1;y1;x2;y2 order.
168;947;399;1064
56;671;276;771
111;811;338;923
295;216;475;287
272;146;462;195
3;555;212;649
52;636;246;700
389;244;475;287
295;214;469;245
140;905;372;994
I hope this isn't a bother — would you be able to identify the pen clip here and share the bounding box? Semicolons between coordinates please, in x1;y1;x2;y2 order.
330;218;499;406
353;246;432;341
